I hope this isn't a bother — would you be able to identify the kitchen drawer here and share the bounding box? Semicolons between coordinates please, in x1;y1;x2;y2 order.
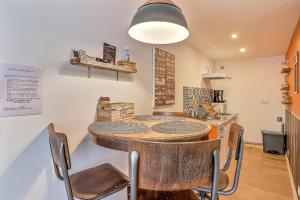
218;126;225;138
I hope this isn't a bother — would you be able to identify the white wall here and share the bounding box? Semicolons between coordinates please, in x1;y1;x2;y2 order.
0;1;213;200
215;56;285;143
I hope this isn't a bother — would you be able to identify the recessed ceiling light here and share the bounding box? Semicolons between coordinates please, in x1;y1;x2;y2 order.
240;48;246;53
231;33;238;39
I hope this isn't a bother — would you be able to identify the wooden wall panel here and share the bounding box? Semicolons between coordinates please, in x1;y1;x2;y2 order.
286;110;300;199
298;118;300;192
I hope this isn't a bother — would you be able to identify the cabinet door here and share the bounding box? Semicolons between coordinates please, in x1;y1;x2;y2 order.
217;117;237;167
218;126;226;167
219;119;236;167
222;123;231;165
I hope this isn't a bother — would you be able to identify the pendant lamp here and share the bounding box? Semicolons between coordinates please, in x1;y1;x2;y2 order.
128;0;190;44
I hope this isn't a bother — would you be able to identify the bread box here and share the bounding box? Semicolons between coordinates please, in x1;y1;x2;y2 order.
97;102;134;121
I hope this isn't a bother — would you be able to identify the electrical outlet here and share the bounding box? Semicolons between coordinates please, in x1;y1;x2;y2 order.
261;99;269;104
277;117;283;122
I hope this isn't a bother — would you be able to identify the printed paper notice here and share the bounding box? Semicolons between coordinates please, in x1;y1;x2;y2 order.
0;63;42;117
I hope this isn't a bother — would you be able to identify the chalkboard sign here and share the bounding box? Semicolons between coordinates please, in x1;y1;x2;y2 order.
103;43;116;64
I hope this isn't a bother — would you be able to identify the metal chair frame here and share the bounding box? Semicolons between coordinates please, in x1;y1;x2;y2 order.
48;125;128;200
196;126;244;199
130;145;221;200
49;135;74;200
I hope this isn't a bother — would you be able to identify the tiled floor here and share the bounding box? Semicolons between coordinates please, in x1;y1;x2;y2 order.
222;147;295;200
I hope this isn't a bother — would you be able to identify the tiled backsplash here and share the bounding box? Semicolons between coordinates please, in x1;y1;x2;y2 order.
183;86;213;118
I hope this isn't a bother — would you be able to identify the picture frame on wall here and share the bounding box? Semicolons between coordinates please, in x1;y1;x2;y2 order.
153;47;175;107
294;51;299;94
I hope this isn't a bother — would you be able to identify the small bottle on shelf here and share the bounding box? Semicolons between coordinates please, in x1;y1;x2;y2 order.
122;46;130;61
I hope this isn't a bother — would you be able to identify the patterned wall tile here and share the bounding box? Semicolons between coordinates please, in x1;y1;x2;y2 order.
183;86;213;118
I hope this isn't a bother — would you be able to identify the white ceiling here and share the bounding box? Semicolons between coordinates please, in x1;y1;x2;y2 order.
172;0;300;61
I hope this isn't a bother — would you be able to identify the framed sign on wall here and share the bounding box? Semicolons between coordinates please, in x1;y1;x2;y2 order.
153;47;175;107
0;63;43;117
103;42;116;65
294;51;299;94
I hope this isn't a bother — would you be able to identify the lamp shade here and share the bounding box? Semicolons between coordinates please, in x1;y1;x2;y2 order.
128;1;190;44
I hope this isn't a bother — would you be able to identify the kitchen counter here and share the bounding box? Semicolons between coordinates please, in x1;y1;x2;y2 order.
204;113;238;127
202;113;238;167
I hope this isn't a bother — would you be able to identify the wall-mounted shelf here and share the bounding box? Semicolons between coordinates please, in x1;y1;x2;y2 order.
202;73;230;80
281;68;291;73
70;58;137;80
280;67;292;105
280;87;289;91
281;101;292;105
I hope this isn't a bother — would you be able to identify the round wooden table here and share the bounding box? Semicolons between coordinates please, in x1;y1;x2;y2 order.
89;115;211;151
88;115;211;200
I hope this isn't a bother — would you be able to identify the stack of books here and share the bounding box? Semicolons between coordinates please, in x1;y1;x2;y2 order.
96;97;134;121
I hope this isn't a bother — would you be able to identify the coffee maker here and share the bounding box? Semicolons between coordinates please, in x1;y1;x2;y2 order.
213;90;224;103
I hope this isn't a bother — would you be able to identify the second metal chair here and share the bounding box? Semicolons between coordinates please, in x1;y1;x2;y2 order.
48;123;129;200
195;123;245;200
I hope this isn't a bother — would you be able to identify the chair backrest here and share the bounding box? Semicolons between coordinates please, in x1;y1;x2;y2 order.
228;123;244;154
223;123;244;171
48;123;71;170
152;111;189;117
129;139;221;191
219;123;244;196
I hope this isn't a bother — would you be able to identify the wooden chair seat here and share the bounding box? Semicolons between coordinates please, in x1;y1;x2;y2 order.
197;171;229;190
70;163;129;200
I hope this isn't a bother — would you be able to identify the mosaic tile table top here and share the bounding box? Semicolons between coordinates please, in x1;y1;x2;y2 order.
88;121;149;134
151;121;209;134
89;116;211;145
183;87;213;118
